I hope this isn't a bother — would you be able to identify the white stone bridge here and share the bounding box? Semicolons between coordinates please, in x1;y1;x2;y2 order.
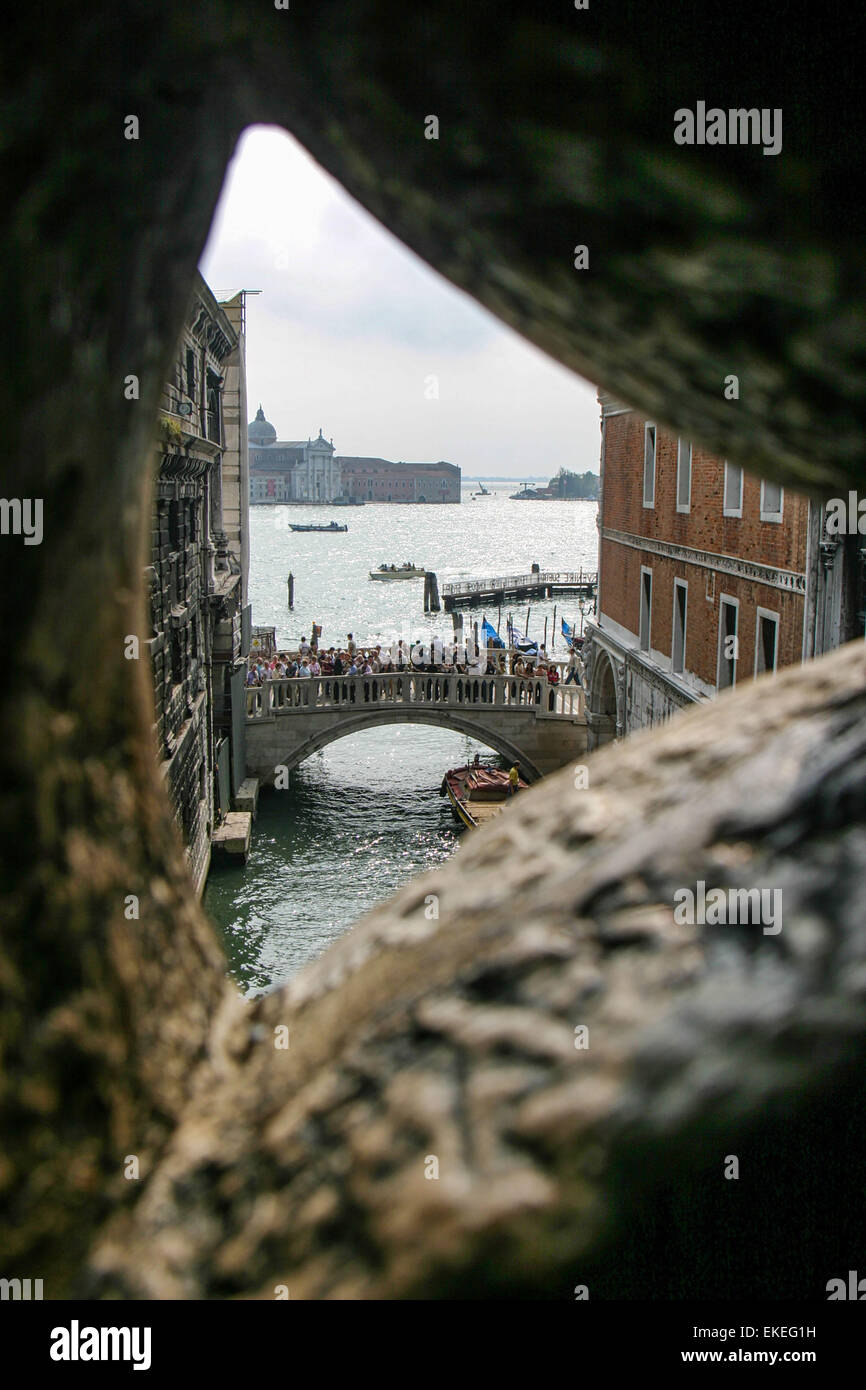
245;672;587;784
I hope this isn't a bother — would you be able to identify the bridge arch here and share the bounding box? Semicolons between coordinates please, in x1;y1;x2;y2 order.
263;708;545;782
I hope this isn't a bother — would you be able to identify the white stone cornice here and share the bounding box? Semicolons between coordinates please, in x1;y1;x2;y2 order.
602;528;807;595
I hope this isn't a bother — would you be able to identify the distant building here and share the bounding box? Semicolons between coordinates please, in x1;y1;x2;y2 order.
337;456;460;503
247;406;460;503
248;409;341;502
581;389;857;751
148;276;251;893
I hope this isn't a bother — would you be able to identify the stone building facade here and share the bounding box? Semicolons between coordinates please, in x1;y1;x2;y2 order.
247;405;461;503
148;276;251;894
337;456;460;503
583;390;819;750
249;410;341;502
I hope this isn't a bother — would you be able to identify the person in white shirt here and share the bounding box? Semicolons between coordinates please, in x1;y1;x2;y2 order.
299;637;311;657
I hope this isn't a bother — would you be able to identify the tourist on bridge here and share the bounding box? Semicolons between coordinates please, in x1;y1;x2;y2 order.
563;647;582;687
546;662;560;711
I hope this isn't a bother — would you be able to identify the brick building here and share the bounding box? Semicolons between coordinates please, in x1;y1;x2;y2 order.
148;276;251;893
337;456;460;503
582;391;863;750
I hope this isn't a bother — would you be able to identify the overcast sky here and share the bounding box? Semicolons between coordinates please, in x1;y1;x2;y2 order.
200;125;600;478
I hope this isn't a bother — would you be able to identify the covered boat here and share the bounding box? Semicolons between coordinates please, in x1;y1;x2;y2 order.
289;521;348;532
369;563;426;581
439;763;529;829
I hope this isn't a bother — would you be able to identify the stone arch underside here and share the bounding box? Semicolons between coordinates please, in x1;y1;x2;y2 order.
247;708;547;782
588;648;620;748
4;1;866;1301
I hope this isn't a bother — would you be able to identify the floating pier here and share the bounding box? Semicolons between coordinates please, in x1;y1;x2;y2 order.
441;568;597;612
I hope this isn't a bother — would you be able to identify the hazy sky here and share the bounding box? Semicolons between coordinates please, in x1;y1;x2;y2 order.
200;126;600;478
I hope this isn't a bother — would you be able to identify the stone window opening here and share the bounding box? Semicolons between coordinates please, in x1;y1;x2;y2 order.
672;579;687;675
643;424;656;508
185;347;196;402
676;439;692;512
639;566;652;652
760;480;784;523
717;595;739;690
723;460;743;517
755;607;779;677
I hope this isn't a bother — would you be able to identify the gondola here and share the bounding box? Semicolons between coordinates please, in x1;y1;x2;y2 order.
439;764;529;830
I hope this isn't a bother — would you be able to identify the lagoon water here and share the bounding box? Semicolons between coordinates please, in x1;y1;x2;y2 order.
204;484;598;995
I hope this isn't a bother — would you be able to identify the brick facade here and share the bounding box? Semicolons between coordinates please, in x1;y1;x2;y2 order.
584;392;815;749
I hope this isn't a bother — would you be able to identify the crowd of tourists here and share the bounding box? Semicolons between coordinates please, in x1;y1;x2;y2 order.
246;631;583;710
247;631;583;685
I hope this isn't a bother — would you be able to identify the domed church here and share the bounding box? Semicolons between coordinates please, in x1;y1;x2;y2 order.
247;406;340;503
248;404;277;447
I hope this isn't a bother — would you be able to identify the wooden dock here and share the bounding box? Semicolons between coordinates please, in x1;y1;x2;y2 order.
441;569;597;611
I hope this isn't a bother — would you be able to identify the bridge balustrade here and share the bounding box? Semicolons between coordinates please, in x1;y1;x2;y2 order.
245;673;583;720
440;569;596;595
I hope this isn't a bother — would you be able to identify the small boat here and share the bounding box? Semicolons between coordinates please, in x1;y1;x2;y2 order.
439;764;529;830
369;563;426;581
289;521;348;533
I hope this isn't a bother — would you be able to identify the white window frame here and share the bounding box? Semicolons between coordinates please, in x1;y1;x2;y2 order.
760;480;784;523
723;460;743;518
676;439;692;512
716;593;740;691
672;579;688;675
754;606;780;677
639;566;653;652
643;423;656;508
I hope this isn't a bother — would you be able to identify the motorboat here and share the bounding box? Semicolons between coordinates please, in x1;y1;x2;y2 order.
369;563;426;581
289;521;348;532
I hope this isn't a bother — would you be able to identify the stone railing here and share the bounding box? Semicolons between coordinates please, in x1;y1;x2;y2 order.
441;569;597;595
245;673;584;721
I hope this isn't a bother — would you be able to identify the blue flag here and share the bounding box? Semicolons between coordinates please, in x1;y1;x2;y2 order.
481;618;505;648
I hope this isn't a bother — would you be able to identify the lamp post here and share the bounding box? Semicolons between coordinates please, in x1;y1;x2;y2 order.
578;593;590;638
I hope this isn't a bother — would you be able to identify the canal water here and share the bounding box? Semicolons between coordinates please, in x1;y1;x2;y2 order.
204;484;598;995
